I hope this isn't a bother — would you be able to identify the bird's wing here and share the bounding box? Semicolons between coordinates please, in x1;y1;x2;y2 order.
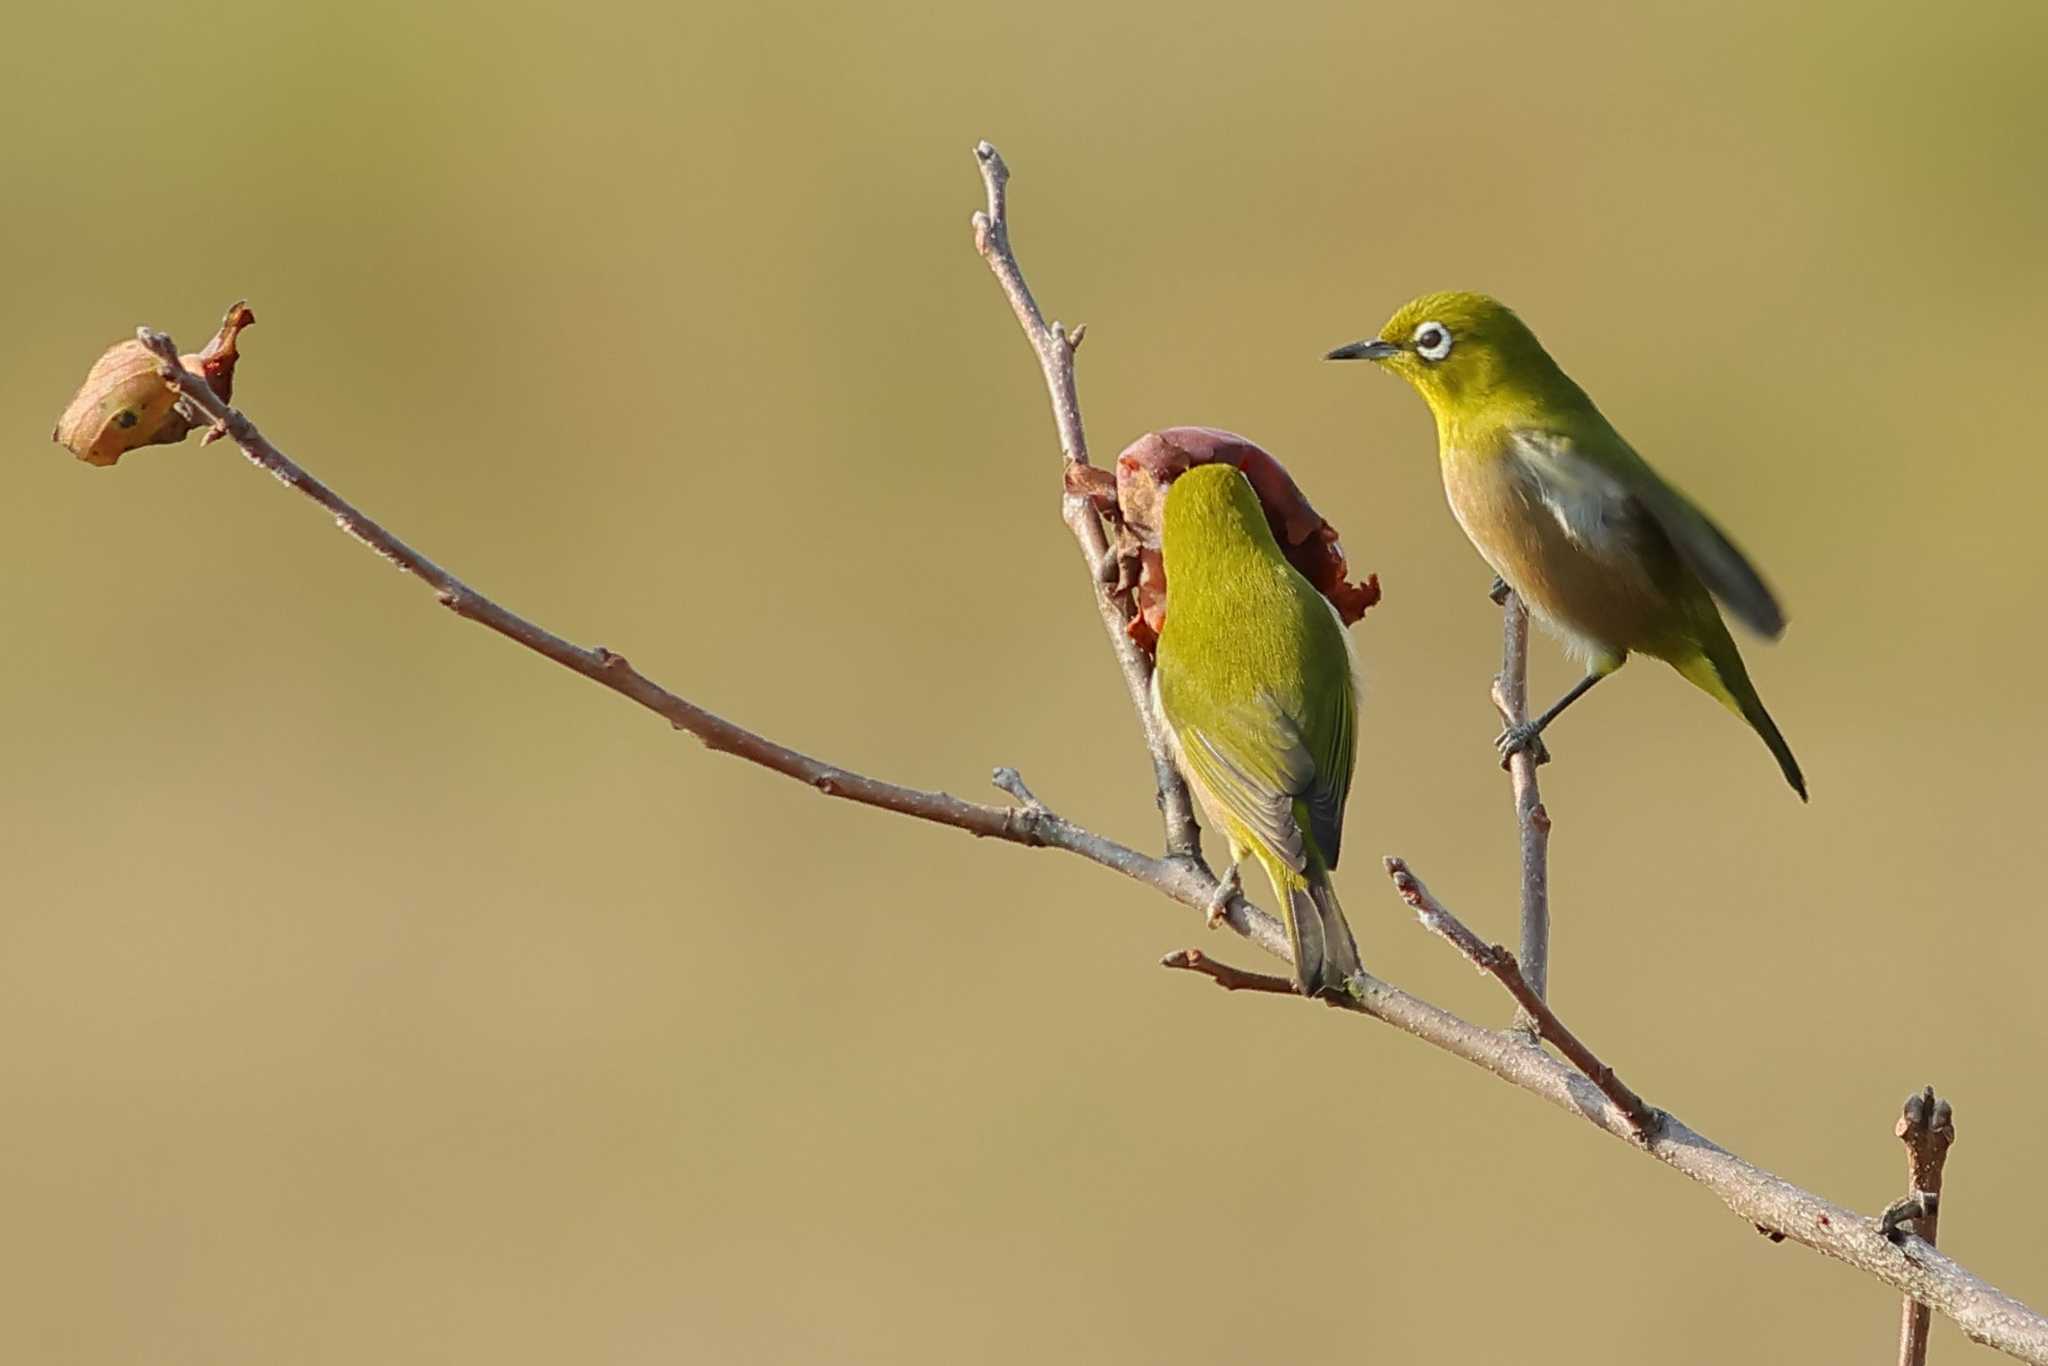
1511;430;1786;638
1158;679;1351;874
1299;620;1355;869
1181;710;1309;873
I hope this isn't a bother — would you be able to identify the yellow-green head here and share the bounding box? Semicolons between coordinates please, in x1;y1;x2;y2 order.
1326;291;1593;425
1160;461;1277;562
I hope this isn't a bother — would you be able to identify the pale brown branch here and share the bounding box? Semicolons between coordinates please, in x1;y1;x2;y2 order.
970;140;1202;862
1891;1087;1959;1366
1490;587;1552;1011
1167;906;2048;1363
137;329;1163;885
1384;857;1658;1138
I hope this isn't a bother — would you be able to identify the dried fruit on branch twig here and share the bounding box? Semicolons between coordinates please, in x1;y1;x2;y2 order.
1089;427;1380;651
53;303;255;467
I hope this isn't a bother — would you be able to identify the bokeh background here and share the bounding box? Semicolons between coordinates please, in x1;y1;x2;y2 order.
4;2;2045;1362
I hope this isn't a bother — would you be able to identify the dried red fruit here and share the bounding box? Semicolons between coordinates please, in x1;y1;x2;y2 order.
53;302;254;467
1107;427;1380;651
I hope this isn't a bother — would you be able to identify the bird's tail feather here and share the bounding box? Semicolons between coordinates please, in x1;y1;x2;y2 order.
1678;640;1808;801
1289;877;1362;996
1738;691;1806;802
1285;883;1326;995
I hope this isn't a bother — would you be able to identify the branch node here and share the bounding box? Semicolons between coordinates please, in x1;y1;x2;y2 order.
1897;1085;1957;1164
991;766;1045;811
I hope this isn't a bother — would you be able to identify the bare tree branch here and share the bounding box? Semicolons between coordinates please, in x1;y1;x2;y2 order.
953;149;2046;1362
1490;584;1553;1012
135;330;1165;883
1160;948;1300;995
1384;857;1657;1137
1890;1087;1959;1366
99;141;2048;1364
969;141;1202;863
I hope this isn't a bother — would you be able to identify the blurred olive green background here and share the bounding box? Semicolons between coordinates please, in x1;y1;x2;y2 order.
4;1;2045;1362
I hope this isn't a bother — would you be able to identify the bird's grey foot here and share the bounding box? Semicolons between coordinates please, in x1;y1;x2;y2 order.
1488;575;1511;605
1495;721;1551;768
1204;863;1242;929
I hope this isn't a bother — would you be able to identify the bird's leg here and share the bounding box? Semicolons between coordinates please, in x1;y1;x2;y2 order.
1487;575;1511;605
1204;862;1242;929
1497;671;1608;765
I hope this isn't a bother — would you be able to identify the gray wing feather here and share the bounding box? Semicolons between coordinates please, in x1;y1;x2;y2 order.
1188;724;1311;873
1626;476;1786;637
1513;430;1786;638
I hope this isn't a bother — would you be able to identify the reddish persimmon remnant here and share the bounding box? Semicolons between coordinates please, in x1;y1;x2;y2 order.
1088;427;1380;652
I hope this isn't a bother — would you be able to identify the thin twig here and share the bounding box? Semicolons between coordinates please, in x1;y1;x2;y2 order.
1890;1087;1958;1366
970;141;1202;862
139;329;1144;873
1490;587;1552;1013
1384;857;1658;1138
1160;949;1299;995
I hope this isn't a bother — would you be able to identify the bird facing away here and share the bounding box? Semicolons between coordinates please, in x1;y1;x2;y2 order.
1327;292;1805;799
1150;463;1364;995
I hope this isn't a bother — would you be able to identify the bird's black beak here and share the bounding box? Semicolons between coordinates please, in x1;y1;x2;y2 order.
1325;339;1401;361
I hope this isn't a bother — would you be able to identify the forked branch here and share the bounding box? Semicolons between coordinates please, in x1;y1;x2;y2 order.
1385;858;1657;1137
970;141;1202;862
99;144;2048;1365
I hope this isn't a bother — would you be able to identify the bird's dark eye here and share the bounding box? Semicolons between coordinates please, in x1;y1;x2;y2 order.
1412;322;1453;362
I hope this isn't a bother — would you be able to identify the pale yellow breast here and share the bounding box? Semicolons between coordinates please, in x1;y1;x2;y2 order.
1441;444;1669;667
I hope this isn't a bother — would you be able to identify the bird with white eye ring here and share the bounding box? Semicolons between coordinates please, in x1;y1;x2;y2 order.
1325;291;1806;800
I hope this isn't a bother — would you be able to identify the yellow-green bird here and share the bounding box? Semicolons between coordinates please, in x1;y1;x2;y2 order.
1328;292;1805;799
1151;463;1364;995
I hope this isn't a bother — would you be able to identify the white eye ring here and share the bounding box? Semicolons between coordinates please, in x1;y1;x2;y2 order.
1412;321;1453;361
